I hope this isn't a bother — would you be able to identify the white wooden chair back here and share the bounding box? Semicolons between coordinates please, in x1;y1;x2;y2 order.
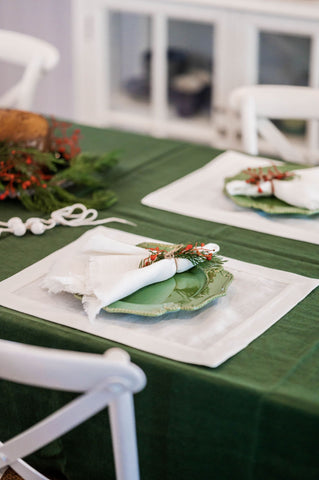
0;340;146;480
0;29;60;110
229;85;319;165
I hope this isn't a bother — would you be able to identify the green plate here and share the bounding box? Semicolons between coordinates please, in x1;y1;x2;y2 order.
103;243;233;317
224;164;319;216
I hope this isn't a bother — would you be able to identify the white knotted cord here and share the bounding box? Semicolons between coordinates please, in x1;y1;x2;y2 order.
0;203;136;237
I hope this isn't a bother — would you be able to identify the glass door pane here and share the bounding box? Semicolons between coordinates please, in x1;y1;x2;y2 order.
258;31;311;137
167;19;213;122
109;11;152;115
258;31;310;86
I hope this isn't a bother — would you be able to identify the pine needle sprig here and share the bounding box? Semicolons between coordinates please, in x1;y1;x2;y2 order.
0;143;64;171
51;151;119;189
139;242;225;269
18;183;117;213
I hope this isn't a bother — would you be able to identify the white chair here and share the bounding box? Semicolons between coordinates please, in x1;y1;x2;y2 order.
0;29;60;110
0;340;146;480
229;85;319;165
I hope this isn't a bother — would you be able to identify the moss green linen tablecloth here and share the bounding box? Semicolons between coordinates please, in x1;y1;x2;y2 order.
0;124;318;480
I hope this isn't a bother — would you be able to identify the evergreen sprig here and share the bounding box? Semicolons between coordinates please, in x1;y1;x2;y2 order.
18;184;116;212
51;151;119;189
0;142;119;213
139;243;225;269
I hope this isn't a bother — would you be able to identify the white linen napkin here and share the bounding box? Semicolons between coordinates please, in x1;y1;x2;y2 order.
42;234;220;322
226;166;319;210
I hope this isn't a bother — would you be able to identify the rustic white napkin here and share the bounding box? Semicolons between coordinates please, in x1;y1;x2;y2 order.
42;234;219;322
226;167;319;210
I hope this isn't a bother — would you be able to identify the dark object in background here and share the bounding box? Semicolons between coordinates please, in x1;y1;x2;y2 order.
170;70;211;117
273;119;306;136
144;48;189;83
125;76;150;99
125;48;189;100
125;48;212;117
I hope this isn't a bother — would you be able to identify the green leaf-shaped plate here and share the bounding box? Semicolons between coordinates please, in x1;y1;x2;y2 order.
224;164;319;216
103;243;233;317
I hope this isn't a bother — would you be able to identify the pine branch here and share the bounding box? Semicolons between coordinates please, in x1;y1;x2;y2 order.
51;151;119;188
18;184;117;214
140;243;225;269
0;133;119;212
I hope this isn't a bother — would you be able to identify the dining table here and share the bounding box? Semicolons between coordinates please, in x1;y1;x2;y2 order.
0;122;318;480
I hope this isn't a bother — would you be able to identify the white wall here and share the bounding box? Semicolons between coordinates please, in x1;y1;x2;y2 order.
0;0;74;120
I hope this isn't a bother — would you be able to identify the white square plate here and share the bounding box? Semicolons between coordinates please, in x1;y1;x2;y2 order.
0;227;317;367
142;150;319;244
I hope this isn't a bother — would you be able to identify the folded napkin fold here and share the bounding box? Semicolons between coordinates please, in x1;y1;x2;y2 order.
226;166;319;210
42;234;220;322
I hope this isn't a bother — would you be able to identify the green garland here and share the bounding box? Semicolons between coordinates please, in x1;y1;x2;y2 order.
0;125;119;213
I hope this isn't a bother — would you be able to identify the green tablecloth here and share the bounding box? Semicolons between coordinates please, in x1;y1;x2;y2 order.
0;125;318;480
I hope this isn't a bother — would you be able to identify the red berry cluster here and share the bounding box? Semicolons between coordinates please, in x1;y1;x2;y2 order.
0;150;50;200
243;165;294;193
140;242;214;268
49;119;81;160
0;119;81;201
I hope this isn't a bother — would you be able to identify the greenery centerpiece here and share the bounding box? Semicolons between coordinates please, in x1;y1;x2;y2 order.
0;113;118;213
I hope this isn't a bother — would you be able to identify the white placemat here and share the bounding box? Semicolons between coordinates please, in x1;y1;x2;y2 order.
142;150;319;245
0;226;317;367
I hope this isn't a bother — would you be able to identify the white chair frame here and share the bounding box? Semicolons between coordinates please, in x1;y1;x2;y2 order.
0;29;60;110
0;340;146;480
229;85;319;165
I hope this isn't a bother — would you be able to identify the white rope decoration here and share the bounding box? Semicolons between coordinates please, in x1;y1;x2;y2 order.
0;203;136;237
